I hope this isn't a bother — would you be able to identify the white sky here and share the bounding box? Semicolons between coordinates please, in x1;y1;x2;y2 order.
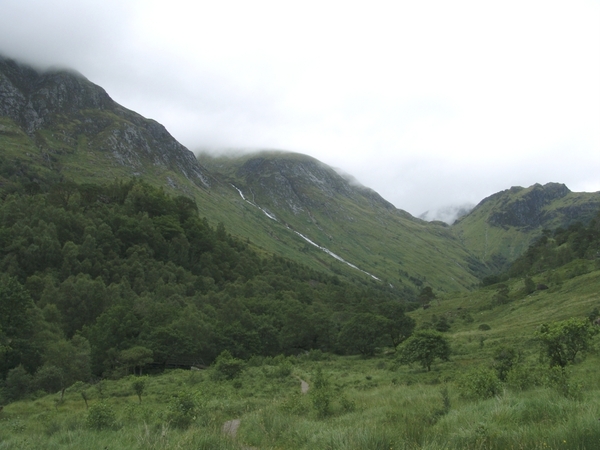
1;0;599;219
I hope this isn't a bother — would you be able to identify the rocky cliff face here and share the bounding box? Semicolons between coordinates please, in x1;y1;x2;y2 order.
486;183;571;229
0;56;210;187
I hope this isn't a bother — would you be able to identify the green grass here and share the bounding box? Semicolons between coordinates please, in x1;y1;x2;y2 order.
2;267;600;449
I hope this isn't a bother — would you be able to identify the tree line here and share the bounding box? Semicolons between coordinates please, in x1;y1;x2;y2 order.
0;178;415;402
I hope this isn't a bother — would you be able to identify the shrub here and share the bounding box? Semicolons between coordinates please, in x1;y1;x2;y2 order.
86;402;118;430
311;367;332;418
166;390;201;429
505;365;543;391
210;350;245;381
457;367;502;400
544;366;582;399
478;324;491;331
492;346;518;381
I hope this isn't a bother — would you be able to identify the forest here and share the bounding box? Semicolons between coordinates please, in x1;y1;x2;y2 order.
0;177;414;401
3;168;600;449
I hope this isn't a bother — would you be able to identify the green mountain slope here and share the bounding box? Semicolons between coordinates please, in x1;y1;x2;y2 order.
452;183;600;271
3;56;598;293
199;151;484;293
1;57;483;293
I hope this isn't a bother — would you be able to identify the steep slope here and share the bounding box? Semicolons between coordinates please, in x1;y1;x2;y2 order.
0;56;211;192
199;151;485;293
452;182;600;271
1;57;486;293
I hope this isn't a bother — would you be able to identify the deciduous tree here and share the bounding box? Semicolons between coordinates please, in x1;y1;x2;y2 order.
400;329;450;371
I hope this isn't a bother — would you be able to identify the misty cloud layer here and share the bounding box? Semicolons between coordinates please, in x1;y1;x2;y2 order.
1;0;598;218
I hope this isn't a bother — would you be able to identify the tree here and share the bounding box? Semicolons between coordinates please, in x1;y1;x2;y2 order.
536;318;597;367
118;346;153;375
378;301;415;348
399;329;450;371
418;286;436;307
132;377;147;403
42;335;91;398
0;276;42;376
211;350;245;380
338;313;389;356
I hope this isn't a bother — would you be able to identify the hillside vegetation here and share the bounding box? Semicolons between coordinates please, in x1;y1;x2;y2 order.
3;55;600;449
453;183;600;272
1;237;599;449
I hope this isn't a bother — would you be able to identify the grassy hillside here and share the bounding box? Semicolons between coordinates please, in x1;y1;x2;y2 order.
200;151;484;294
452;183;600;272
2;264;599;449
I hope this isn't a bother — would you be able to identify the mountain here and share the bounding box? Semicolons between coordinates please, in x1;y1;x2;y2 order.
452;182;600;271
199;151;485;293
0;56;485;294
2;56;599;293
0;56;211;192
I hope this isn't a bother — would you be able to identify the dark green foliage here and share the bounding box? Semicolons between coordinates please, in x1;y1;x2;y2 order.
3;364;33;401
119;346;153;375
492;346;518;381
536;318;597;367
544;366;582;399
506;211;600;279
492;284;510;305
399;330;450;371
0;179;410;388
378;301;415;347
42;335;91;398
523;276;536;295
418;286;436;306
338;313;390;356
0;276;43;377
434;315;451;332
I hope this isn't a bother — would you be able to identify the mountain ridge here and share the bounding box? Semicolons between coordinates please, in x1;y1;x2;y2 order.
2;56;600;290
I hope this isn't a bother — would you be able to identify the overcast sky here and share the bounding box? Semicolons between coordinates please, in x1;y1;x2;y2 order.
1;0;599;219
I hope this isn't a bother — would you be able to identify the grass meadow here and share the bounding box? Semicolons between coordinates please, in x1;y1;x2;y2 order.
2;264;599;449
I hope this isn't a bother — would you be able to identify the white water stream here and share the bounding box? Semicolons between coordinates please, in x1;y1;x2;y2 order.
232;184;380;281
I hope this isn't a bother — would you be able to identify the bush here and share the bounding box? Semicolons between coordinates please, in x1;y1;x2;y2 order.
544;366;582;399
311;367;332;418
86;402;118;430
478;324;491;331
506;365;543;391
166;390;201;429
457;367;502;400
210;350;245;381
492;346;518;381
